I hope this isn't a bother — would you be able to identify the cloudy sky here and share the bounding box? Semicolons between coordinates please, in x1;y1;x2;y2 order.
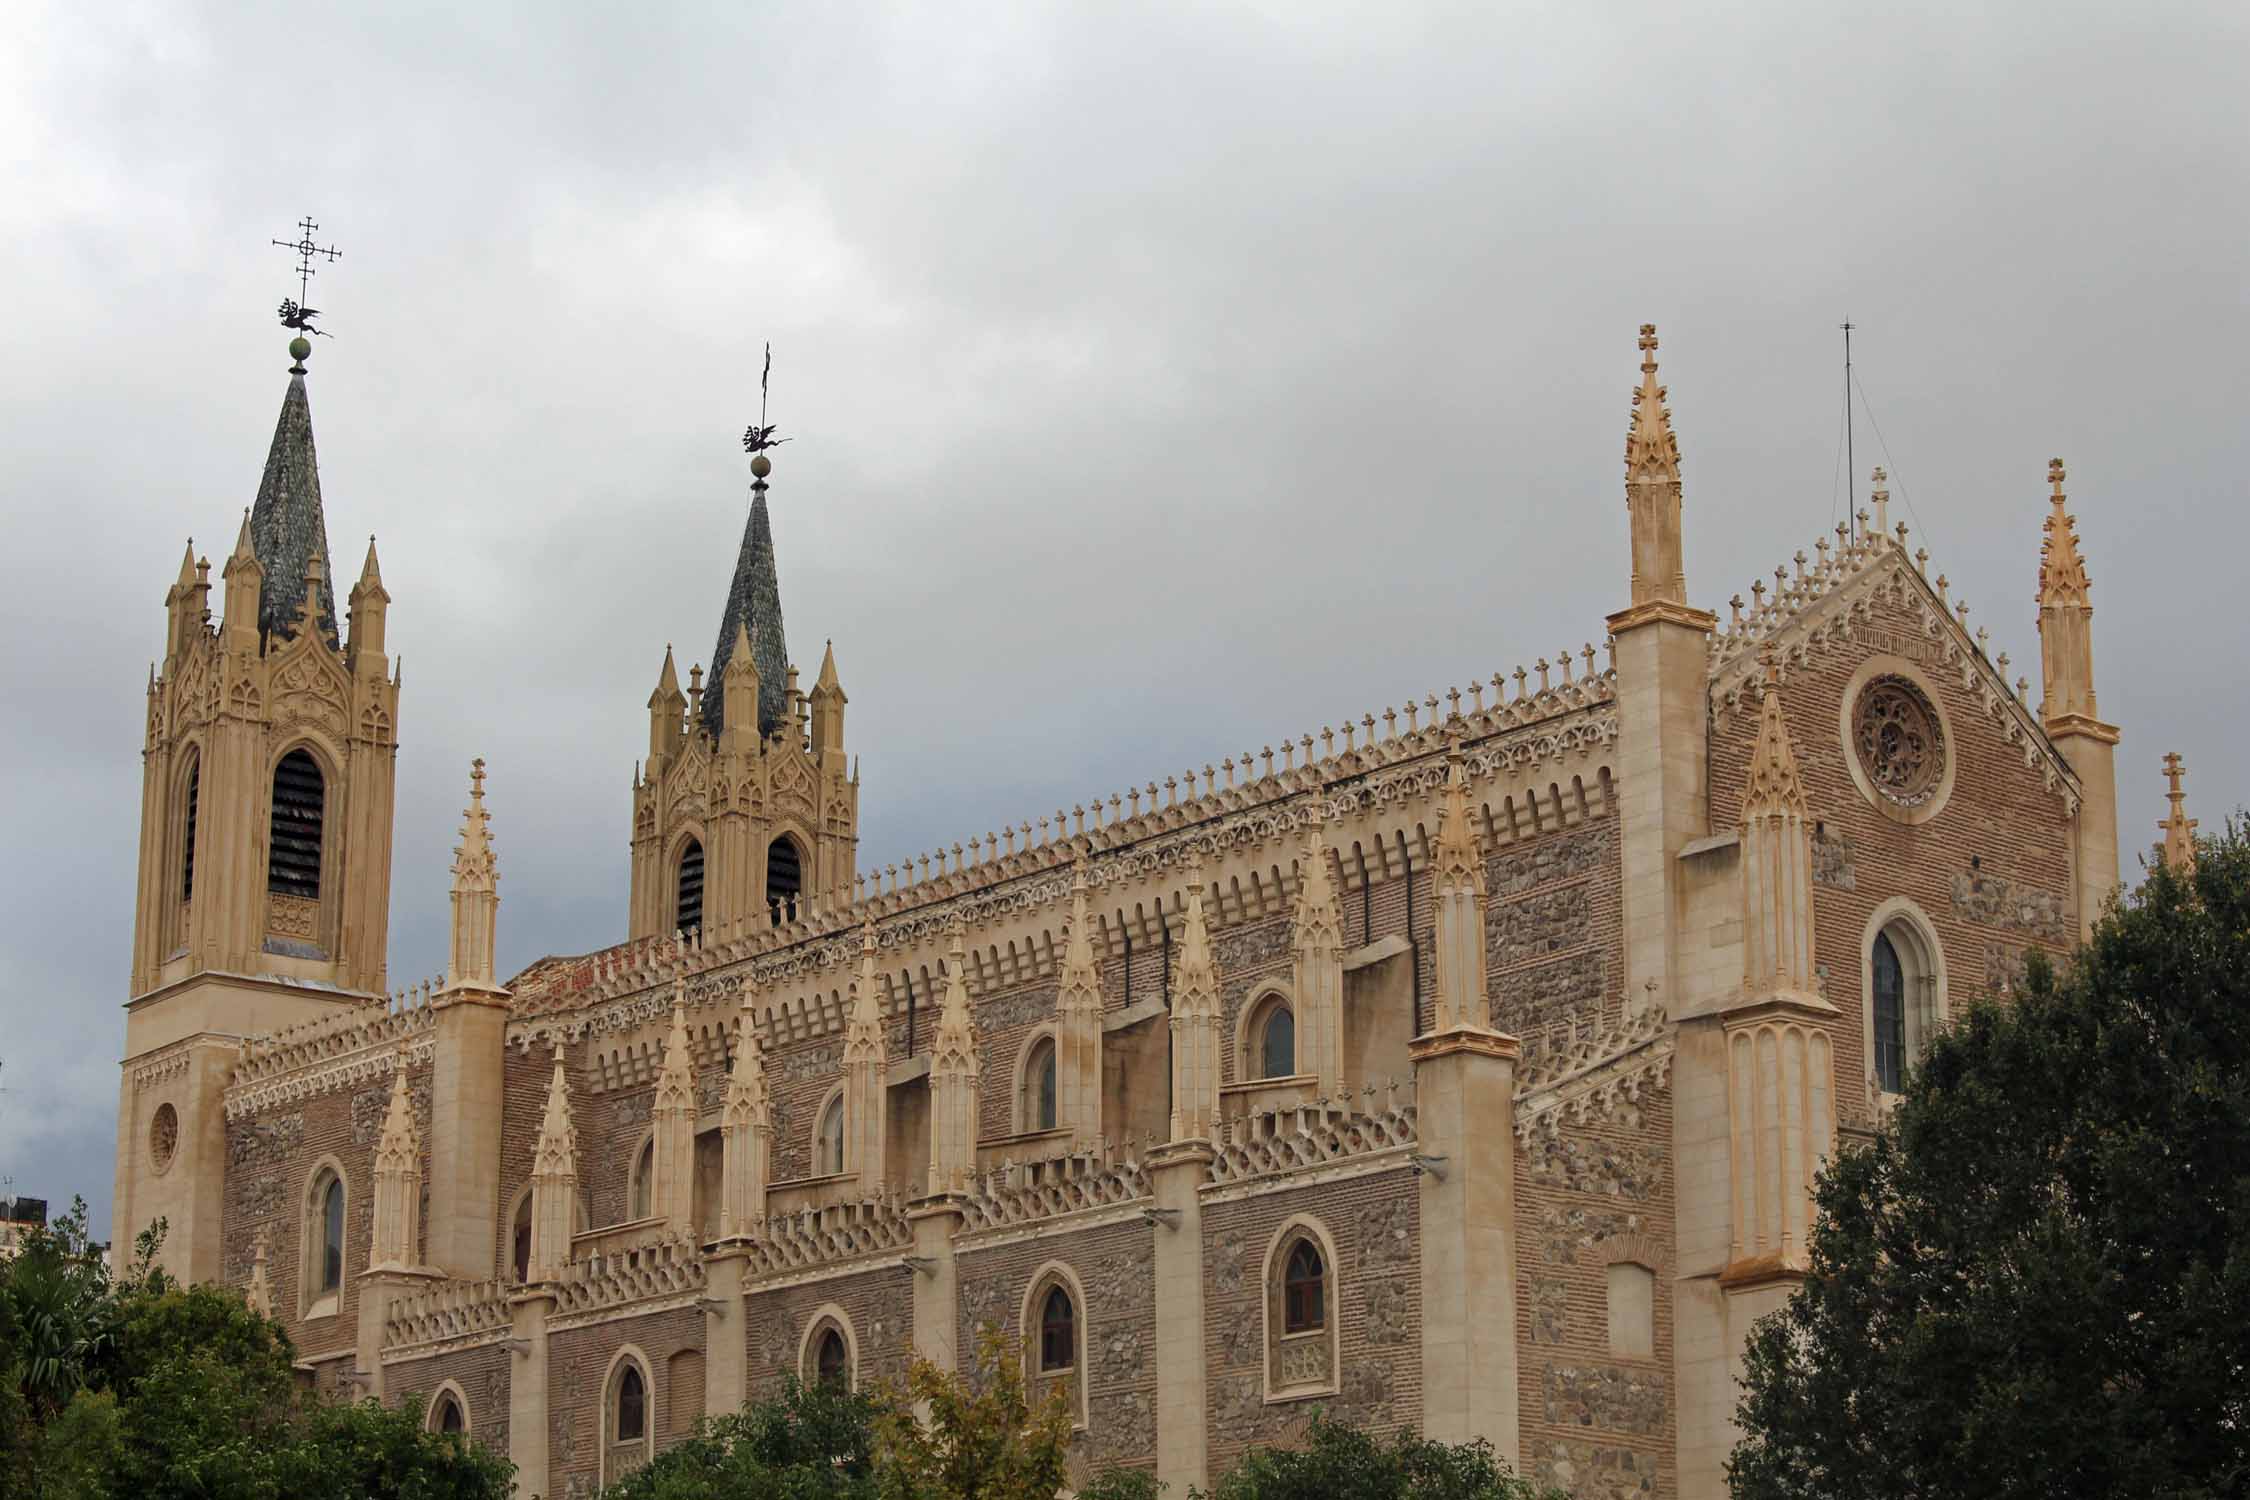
3;2;2242;1238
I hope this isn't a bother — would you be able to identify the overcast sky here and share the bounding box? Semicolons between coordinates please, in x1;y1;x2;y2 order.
3;2;2243;1239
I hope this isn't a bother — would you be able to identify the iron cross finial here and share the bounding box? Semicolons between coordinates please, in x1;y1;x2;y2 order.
272;216;341;342
743;341;791;460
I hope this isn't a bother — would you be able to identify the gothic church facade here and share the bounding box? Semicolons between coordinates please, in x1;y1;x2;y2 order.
115;327;2165;1499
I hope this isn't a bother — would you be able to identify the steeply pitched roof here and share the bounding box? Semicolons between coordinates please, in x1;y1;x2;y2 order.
248;371;338;648
704;482;790;738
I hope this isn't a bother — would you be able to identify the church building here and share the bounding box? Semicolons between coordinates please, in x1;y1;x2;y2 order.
113;322;2176;1499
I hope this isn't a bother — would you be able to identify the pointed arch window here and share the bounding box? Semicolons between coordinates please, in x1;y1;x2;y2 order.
1023;1036;1058;1133
630;1138;654;1221
511;1191;532;1283
301;1162;348;1319
815;1326;849;1386
604;1353;653;1481
1038;1284;1076;1375
430;1389;466;1435
1871;932;1906;1094
1257;1000;1296;1080
766;836;802;926
179;752;200;903
676;838;704;936
815;1094;846;1177
1282;1238;1325;1334
268;748;324;900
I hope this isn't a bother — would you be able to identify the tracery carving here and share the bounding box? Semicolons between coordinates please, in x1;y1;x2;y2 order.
1852;675;1945;808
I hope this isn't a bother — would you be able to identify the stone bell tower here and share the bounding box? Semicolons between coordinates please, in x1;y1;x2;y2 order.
628;448;859;941
116;332;401;1279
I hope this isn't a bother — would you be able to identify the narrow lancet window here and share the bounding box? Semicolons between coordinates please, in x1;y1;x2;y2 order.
1872;931;1905;1094
766;836;801;925
180;754;200;902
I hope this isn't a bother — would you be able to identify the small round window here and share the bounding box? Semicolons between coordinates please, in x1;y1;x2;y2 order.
1852;676;1945;809
149;1103;179;1175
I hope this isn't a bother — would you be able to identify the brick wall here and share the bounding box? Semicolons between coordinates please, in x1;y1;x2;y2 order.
387;1341;510;1456
744;1262;914;1395
1709;591;2078;1128
956;1218;1160;1475
547;1304;703;1499
1201;1169;1422;1476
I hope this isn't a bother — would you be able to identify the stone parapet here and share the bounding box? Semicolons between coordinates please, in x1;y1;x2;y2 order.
1208;1084;1418;1188
382;1275;514;1356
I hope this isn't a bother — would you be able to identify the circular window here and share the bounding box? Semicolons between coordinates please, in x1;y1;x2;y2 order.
149;1103;179;1175
1852;676;1945;809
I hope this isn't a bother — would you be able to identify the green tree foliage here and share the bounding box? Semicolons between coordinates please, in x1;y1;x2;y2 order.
870;1328;1074;1500
597;1374;883;1500
0;1205;512;1500
1730;827;2250;1500
1195;1413;1556;1500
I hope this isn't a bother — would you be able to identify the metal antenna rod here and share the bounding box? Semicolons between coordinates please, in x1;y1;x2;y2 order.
1841;320;1856;534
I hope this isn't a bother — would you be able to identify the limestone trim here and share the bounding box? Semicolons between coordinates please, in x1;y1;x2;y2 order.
956;1145;1152;1239
1859;898;1947;1103
550;1236;708;1331
1207;1083;1418;1187
423;1378;472;1434
598;1343;655;1487
1018;1260;1091;1431
1198;1146;1414;1209
796;1304;860;1388
1259;1215;1342;1404
128;1041;195;1091
740;1192;914;1279
382;1276;515;1356
1512;1004;1673;1143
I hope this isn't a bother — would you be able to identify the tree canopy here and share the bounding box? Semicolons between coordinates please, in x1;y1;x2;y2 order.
1730;827;2250;1500
0;1206;512;1500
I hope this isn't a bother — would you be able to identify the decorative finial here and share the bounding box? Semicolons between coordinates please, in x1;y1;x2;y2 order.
1638;322;1658;374
743;341;788;479
271;215;341;370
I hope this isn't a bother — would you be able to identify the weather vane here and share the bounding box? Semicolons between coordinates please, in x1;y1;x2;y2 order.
272;215;341;340
742;341;790;461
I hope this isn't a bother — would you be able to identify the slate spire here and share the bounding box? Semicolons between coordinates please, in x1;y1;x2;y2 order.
705;475;789;740
248;366;338;649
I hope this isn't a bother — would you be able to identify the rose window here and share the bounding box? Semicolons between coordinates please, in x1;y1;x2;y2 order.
150;1103;179;1174
1853;677;1945;807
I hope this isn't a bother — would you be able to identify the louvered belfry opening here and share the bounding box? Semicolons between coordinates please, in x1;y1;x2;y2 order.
676;838;705;935
267;749;325;900
180;755;200;902
765;836;801;925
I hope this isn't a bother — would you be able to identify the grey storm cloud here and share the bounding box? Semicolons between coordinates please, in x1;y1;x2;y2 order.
2;0;2243;1238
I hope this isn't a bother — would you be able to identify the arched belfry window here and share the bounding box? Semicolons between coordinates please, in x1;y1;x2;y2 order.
675;838;704;936
268;748;324;900
179;752;200;903
766;836;802;925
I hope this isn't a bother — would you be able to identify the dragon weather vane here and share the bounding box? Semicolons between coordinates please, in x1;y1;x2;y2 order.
272;216;342;338
742;342;790;457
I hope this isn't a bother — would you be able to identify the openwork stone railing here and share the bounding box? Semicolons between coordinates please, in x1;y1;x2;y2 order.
548;1233;707;1325
1207;1082;1418;1186
382;1276;513;1354
1513;1003;1674;1142
225;1000;439;1121
740;1194;914;1278
958;1143;1153;1233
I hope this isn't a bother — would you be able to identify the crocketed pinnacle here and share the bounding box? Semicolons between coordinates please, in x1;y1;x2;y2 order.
1624;323;1682;487
452;759;497;893
933;919;978;1075
2037;459;2091;609
532;1046;577;1178
2160;752;2198;876
654;983;696;1114
1173;853;1219;1016
1056;859;1101;1014
1432;750;1487;895
705;483;790;739
725;981;770;1124
373;1052;418;1173
1742;661;1809;819
248;370;338;648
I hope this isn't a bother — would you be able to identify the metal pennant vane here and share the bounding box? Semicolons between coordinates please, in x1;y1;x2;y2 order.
272;215;342;338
